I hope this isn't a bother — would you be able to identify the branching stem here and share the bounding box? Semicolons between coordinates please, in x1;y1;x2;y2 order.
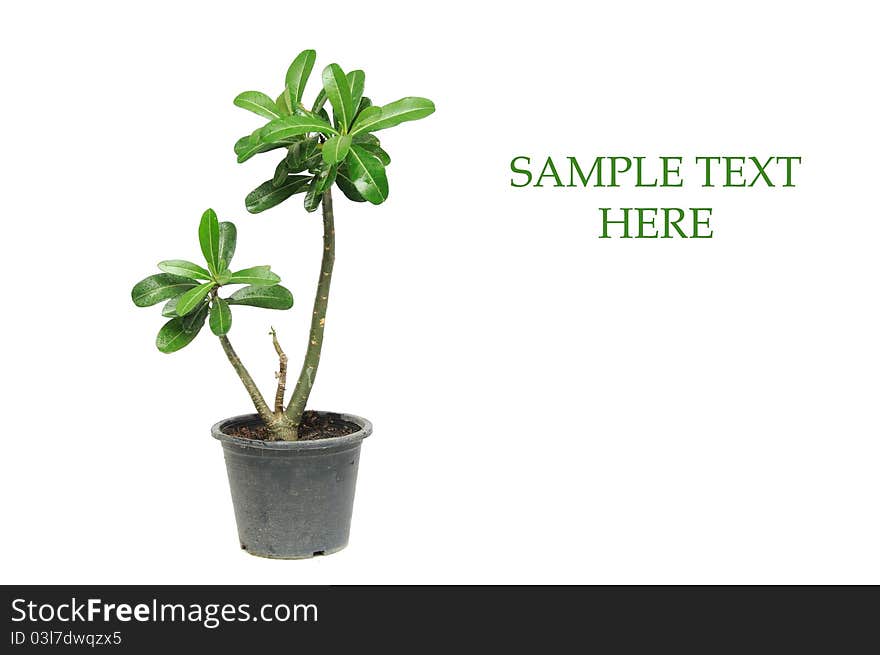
214;189;335;442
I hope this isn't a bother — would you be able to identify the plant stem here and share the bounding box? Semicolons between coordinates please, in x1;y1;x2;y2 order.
218;334;275;427
286;188;335;432
270;327;288;414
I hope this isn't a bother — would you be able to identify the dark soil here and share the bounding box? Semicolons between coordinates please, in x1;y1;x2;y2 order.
228;410;360;442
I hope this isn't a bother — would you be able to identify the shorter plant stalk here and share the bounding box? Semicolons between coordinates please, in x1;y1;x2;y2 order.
270;327;288;414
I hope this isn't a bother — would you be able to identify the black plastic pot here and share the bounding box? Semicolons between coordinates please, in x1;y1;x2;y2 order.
212;412;372;559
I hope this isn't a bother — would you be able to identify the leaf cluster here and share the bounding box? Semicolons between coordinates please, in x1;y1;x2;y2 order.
131;209;293;352
233;49;435;213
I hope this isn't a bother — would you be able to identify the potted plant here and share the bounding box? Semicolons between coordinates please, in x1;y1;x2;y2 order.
131;49;434;558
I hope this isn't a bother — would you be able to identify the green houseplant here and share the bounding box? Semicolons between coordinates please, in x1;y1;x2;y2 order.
131;49;433;558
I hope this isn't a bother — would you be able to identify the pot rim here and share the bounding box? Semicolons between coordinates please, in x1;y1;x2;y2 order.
211;411;372;451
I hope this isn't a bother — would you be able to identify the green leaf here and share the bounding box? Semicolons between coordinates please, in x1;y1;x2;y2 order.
209;297;232;336
157;260;211;281
347;70;365;113
156;319;193;353
227;284;293;310
291;105;319;119
156;305;208;354
336;167;366;202
163;295;207;318
348;106;378;133
246;175;310;213
234;129;291;163
218;222;236;272
345;144;389;204
285;137;320;173
275;88;293;116
198;209;221;274
311;88;327;113
353;96;372;122
321;64;354;132
352;132;380;146
182;301;209;331
272;158;290;187
260;115;337;142
359;141;390;166
175;281;214;316
322;134;352;165
229;266;280;286
316;164;337;192
131;274;197;307
233;91;282;120
161;296;180;317
350;97;435;135
304;175;322;213
285;49;317;104
304;164;336;212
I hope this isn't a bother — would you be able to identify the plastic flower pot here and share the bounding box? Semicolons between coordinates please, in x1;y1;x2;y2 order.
212;411;372;559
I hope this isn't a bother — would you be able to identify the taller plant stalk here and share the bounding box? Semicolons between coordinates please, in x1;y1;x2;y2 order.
285;189;336;437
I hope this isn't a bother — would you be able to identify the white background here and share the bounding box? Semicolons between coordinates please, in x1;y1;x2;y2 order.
1;1;877;584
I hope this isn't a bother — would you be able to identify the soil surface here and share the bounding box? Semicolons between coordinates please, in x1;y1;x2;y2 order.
228;411;360;442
